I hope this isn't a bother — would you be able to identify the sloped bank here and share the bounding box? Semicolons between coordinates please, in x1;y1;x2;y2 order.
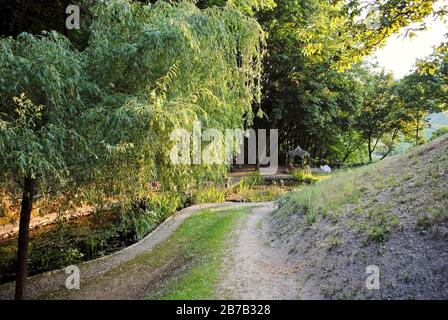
270;135;448;299
0;193;184;284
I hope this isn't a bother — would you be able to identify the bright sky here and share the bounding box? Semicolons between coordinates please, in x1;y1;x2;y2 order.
373;2;448;79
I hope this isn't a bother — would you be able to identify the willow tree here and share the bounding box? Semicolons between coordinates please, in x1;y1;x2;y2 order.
0;0;264;299
82;0;265;195
0;32;99;299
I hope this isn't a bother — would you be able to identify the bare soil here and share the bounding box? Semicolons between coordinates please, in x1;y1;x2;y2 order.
270;135;448;299
217;204;299;299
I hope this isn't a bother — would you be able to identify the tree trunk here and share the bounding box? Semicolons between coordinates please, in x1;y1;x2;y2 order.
15;176;35;300
415;118;420;146
368;137;373;162
380;129;399;160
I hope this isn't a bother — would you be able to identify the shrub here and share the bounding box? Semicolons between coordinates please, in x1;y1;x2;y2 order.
29;224;87;272
120;192;184;240
192;187;225;204
238;172;264;190
290;168;320;184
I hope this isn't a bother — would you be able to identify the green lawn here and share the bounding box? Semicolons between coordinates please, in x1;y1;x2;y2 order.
137;206;251;300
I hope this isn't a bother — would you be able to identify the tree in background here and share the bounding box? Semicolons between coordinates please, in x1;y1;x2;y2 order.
254;0;366;163
396;64;447;145
338;0;447;71
253;0;447;164
355;68;403;161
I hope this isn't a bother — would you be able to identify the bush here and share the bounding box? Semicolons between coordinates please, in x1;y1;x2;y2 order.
29;224;86;272
290;168;320;184
366;226;389;243
238;172;264;190
0;191;186;283
121;192;184;240
192;187;225;204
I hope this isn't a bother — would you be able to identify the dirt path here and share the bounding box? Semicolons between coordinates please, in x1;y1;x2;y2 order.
217;204;299;300
0;202;300;300
0;202;259;300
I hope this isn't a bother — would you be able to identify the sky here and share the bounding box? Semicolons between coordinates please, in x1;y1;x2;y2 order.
373;3;448;79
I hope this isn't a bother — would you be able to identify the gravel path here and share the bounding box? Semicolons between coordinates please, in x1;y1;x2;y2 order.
217;204;300;300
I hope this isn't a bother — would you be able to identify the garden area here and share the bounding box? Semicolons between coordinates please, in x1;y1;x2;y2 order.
0;168;325;284
0;0;447;300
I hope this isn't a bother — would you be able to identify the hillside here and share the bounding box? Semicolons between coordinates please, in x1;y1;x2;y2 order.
271;134;448;299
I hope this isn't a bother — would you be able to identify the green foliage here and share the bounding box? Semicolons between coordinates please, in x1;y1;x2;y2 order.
395;68;446;146
290;168;320;184
255;0;369;164
354;65;404;160
339;0;442;70
196;0;276;15
0;31;94;196
79;0;265;198
226;184;289;202
0;191;185;283
192;187;225;204
142;193;183;221
238;172;264;189
429;126;448;141
365;214;391;244
0;0;265;212
275;166;368;229
326;236;341;250
253;0;446;164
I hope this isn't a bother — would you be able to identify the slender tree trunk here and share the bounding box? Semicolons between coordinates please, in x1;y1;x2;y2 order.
368;135;381;162
380;129;399;160
15;176;35;300
342;142;361;163
415;117;420;146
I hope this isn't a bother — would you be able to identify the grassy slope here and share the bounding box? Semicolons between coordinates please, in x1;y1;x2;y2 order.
272;134;448;299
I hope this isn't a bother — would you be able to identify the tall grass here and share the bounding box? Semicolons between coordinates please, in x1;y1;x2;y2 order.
276;166;370;226
237;172;264;191
192;187;226;204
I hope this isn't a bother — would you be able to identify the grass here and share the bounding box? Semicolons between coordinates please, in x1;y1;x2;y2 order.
226;184;291;202
276;165;370;223
275;134;448;245
275;159;405;241
109;206;249;299
238;172;264;189
149;207;247;299
192;187;226;204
